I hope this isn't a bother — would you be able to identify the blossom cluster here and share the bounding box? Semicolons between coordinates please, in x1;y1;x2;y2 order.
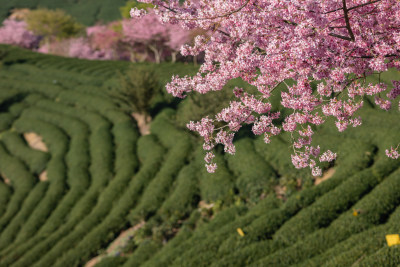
0;19;40;49
134;0;400;175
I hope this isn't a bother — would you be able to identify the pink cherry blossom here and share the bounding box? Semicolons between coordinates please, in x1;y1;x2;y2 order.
135;0;400;173
0;19;40;49
386;146;400;159
319;150;337;162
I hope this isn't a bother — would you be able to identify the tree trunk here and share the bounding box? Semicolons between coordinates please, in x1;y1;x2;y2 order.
149;44;161;64
171;51;177;63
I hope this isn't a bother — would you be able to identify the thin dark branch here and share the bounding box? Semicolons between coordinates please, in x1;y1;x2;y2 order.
283;20;298;26
329;33;353;41
325;0;382;14
347;0;382;11
159;4;178;13
342;0;355;41
351;54;399;59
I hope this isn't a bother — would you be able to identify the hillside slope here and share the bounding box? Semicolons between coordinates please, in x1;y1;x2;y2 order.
0;0;128;25
0;45;400;267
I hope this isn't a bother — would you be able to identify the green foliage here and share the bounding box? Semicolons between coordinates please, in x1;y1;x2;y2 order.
175;84;234;128
226;138;277;203
1;131;49;174
120;0;154;19
123;239;162;266
0;0;128;25
0;44;400;267
110;68;161;116
25;8;84;42
95;256;127;267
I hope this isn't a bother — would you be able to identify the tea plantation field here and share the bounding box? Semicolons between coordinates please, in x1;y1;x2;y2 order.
0;44;400;266
0;0;128;25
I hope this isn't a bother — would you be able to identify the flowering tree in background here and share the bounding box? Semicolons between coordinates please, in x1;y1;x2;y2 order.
132;0;400;175
123;10;191;63
167;24;191;62
123;12;170;63
0;19;40;49
86;23;121;59
68;37;113;60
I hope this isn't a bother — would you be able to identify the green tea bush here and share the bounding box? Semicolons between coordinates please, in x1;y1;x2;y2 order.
0;143;36;233
0;182;11;218
53;135;165;267
129;136;191;222
123;239;162;266
158;163;200;222
95;256;127;267
0;182;48;250
1;131;49;174
0;113;13;131
195;147;235;203
226;138;277;203
254;164;400;266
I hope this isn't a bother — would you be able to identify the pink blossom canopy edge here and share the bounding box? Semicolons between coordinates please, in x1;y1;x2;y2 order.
132;0;400;176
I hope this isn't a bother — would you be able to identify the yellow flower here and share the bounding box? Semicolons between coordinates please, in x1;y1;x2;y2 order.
386;234;400;247
352;209;361;216
237;228;245;237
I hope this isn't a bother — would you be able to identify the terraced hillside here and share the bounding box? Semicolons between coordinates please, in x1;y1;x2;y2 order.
0;44;400;267
0;0;128;25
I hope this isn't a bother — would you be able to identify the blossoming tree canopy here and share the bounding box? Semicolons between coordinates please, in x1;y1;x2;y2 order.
0;19;40;49
132;0;400;175
123;10;191;63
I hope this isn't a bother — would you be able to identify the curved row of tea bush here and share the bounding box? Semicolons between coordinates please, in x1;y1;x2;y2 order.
0;44;400;267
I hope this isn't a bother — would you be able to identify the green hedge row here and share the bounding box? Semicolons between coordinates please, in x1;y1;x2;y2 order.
142;206;249;267
226;138;277;203
28;123;138;267
123;239;162;267
0;181;48;250
158;162;200;223
0;142;36;233
197;149;235;203
0;113;13;131
52;135;165;267
0;181;11;218
6;102;138;266
1;131;49;174
0;106;93;265
253;161;400;266
298;171;400;266
178;197;282;267
0;78;62;99
95;256;127;267
129;111;192;223
57;90;118;114
152;139;379;266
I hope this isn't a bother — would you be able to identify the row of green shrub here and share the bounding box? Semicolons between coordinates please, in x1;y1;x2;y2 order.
252;163;398;266
129;110;192;223
0;181;11;218
0;142;36;234
4;118;68;252
135;134;379;266
27;119;139;267
226;138;277;203
52;135;165;267
0;105;93;265
0;61;140;264
1;131;49;174
3;94;139;266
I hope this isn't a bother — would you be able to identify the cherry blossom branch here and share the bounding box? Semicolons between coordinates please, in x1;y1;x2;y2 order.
324;0;382;14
